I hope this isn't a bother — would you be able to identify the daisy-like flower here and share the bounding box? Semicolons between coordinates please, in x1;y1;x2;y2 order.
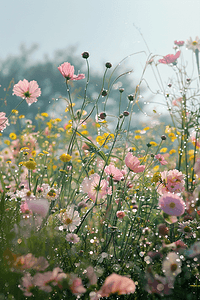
178;221;193;238
162;252;182;283
13;79;41;105
158;51;180;64
58;62;85;81
81;173;109;202
0;112;9;132
58;206;81;232
104;164;124;181
186;36;200;51
125;152;145;173
155;154;168;165
66;233;80;244
157;169;185;195
159;193;185;216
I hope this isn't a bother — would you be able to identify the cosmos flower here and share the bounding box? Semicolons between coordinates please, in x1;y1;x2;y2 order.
159;193;185;216
96;273;136;298
157;169;185;195
125;152;145;173
58;206;81;232
58;62;85;81
13;79;41;105
0;112;9;132
162;252;182;282
186;36;200;51
104;164;124;181
155;154;168;165
116;211;126;219
158;51;180;64
81;173;109;202
178;221;193;238
66;233;80;244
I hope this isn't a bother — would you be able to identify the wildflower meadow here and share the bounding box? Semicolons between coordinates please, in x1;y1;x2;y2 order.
1;37;200;300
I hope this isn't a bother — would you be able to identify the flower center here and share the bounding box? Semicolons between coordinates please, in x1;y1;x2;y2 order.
192;41;197;45
169;202;176;208
171;263;178;272
24;91;31;98
184;226;191;233
65;218;72;225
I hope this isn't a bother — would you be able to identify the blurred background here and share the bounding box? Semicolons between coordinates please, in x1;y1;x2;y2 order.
1;0;200;125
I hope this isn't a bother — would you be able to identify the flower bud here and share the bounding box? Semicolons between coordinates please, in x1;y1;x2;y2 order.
105;62;112;68
101;89;107;97
82;52;89;59
123;111;129;117
161;135;166;140
119;88;124;93
99;112;106;119
128;94;134;101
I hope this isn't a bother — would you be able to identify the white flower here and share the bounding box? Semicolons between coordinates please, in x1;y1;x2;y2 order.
66;233;80;243
186;36;200;51
58;206;80;232
162;252;182;283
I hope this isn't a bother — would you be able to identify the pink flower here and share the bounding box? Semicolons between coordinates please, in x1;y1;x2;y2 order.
159;193;185;216
26;198;49;218
158;51;180;64
104;164;124;181
125;152;145;173
97;273;136;297
172;97;182;106
66;233;80;244
81;173;109;202
68;274;86;295
0;112;9;132
157;169;185;195
20;201;32;215
194;158;200;177
58;62;85;81
13;79;41;105
34;267;67;292
19;273;34;297
155;154;168;165
116;211;125;219
174;40;184;46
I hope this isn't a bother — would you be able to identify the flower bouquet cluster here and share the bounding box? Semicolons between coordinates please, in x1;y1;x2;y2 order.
0;38;200;299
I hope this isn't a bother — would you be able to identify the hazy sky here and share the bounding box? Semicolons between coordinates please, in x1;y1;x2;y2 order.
2;0;200;70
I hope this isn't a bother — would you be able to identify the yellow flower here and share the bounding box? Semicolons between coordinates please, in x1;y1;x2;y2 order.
41;113;49;117
150;141;158;146
4;140;10;145
12;109;18;114
65;103;75;112
81;130;89;135
9;133;17;140
60;153;72;162
31;150;36;157
169;149;176;155
53;165;57;170
135;135;141;139
43;151;49;155
24;159;37;170
135;130;141;133
160;147;168;153
153;165;159;171
81;124;87;129
143;127;150;131
132;147;136;151
151;171;161;183
19;115;25;119
188;150;194;155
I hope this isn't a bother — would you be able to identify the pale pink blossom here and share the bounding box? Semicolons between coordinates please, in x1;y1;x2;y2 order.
186;36;200;51
116;211;126;219
0;112;9;131
58;206;80;232
159;193;185;216
157;169;185;195
125;152;145;173
97;273;136;297
162;252;182;283
20;201;32;215
104;164;124;181
86;266;97;286
81;173;109;202
155;154;168;165
66;233;80;243
194;158;200;177
58;62;85;81
33;267;67;292
26;198;49;218
158;51;180;64
13;79;41;105
13;253;49;271
19;273;34;297
68;274;86;295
